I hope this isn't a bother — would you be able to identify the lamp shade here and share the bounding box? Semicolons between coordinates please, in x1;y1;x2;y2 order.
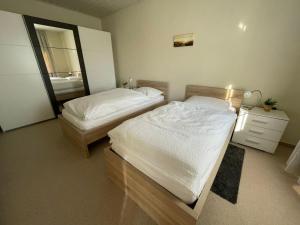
244;91;252;98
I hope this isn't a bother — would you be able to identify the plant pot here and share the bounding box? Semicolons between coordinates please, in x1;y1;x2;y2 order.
263;104;272;112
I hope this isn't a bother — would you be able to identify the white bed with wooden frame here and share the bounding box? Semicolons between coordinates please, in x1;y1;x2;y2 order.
104;85;244;225
59;80;169;158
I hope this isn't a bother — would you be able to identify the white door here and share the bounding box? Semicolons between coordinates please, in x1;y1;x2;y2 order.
0;10;54;131
78;27;116;94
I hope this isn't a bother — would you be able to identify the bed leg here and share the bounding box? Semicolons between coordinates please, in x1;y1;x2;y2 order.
80;144;90;158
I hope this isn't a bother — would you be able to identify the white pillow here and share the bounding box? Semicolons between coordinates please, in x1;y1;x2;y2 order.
185;96;232;111
135;87;163;97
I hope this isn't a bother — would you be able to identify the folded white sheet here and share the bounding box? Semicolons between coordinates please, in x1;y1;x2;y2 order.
63;88;152;121
62;95;164;130
108;101;236;203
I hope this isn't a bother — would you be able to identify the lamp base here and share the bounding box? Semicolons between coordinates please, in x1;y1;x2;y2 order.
241;105;254;110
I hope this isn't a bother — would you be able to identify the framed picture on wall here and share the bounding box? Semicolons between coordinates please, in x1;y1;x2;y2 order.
173;33;194;47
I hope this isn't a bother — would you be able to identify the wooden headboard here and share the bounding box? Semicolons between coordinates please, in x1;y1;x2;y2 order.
185;85;244;110
136;80;169;100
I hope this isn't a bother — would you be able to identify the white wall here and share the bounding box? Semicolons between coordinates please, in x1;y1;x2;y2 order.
41;30;80;75
0;0;101;29
103;0;300;145
61;31;81;73
42;30;70;73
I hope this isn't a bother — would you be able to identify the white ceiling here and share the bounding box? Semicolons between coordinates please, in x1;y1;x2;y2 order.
35;0;140;18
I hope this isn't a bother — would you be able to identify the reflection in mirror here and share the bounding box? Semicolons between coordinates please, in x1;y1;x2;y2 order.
34;24;85;108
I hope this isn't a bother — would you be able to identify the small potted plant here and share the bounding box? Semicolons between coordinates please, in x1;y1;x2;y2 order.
263;98;277;112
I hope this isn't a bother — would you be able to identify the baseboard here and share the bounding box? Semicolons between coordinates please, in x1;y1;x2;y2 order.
3;117;57;133
279;142;296;148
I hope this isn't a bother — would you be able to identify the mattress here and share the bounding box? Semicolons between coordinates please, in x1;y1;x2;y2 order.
108;101;236;203
62;95;164;130
51;77;83;91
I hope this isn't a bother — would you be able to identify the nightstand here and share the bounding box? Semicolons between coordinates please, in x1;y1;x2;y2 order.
232;106;289;153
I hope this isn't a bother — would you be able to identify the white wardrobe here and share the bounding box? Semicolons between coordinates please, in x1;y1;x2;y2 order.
0;11;54;131
78;27;116;94
0;10;116;131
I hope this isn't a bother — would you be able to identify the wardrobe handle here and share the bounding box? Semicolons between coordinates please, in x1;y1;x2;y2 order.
249;129;264;135
245;139;260;145
252;119;268;124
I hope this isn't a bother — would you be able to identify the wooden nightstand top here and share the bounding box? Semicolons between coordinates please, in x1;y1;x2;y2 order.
240;106;289;121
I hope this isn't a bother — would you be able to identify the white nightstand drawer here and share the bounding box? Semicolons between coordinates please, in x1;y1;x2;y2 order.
239;113;288;131
235;124;283;142
232;133;278;153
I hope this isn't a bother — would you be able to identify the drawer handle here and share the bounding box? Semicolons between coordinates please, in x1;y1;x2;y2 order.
252;119;268;124
245;139;260;145
249;129;264;135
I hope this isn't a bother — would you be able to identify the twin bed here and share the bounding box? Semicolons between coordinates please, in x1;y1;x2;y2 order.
59;80;169;157
50;76;85;101
59;80;244;225
105;85;243;225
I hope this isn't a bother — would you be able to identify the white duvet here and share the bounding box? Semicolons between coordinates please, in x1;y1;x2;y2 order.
63;88;152;120
108;101;237;203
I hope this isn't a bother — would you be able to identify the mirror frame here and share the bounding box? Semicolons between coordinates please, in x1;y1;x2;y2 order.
23;15;90;115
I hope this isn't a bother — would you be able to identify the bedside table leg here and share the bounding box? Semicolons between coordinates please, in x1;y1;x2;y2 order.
80;144;90;158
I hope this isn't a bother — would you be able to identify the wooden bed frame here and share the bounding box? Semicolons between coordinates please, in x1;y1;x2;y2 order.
55;90;85;101
105;85;244;225
185;85;244;110
59;80;169;158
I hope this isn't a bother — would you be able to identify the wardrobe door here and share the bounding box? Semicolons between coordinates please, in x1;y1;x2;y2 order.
78;27;116;94
0;10;54;131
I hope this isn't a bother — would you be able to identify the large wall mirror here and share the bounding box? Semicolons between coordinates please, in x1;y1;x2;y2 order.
23;16;90;115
